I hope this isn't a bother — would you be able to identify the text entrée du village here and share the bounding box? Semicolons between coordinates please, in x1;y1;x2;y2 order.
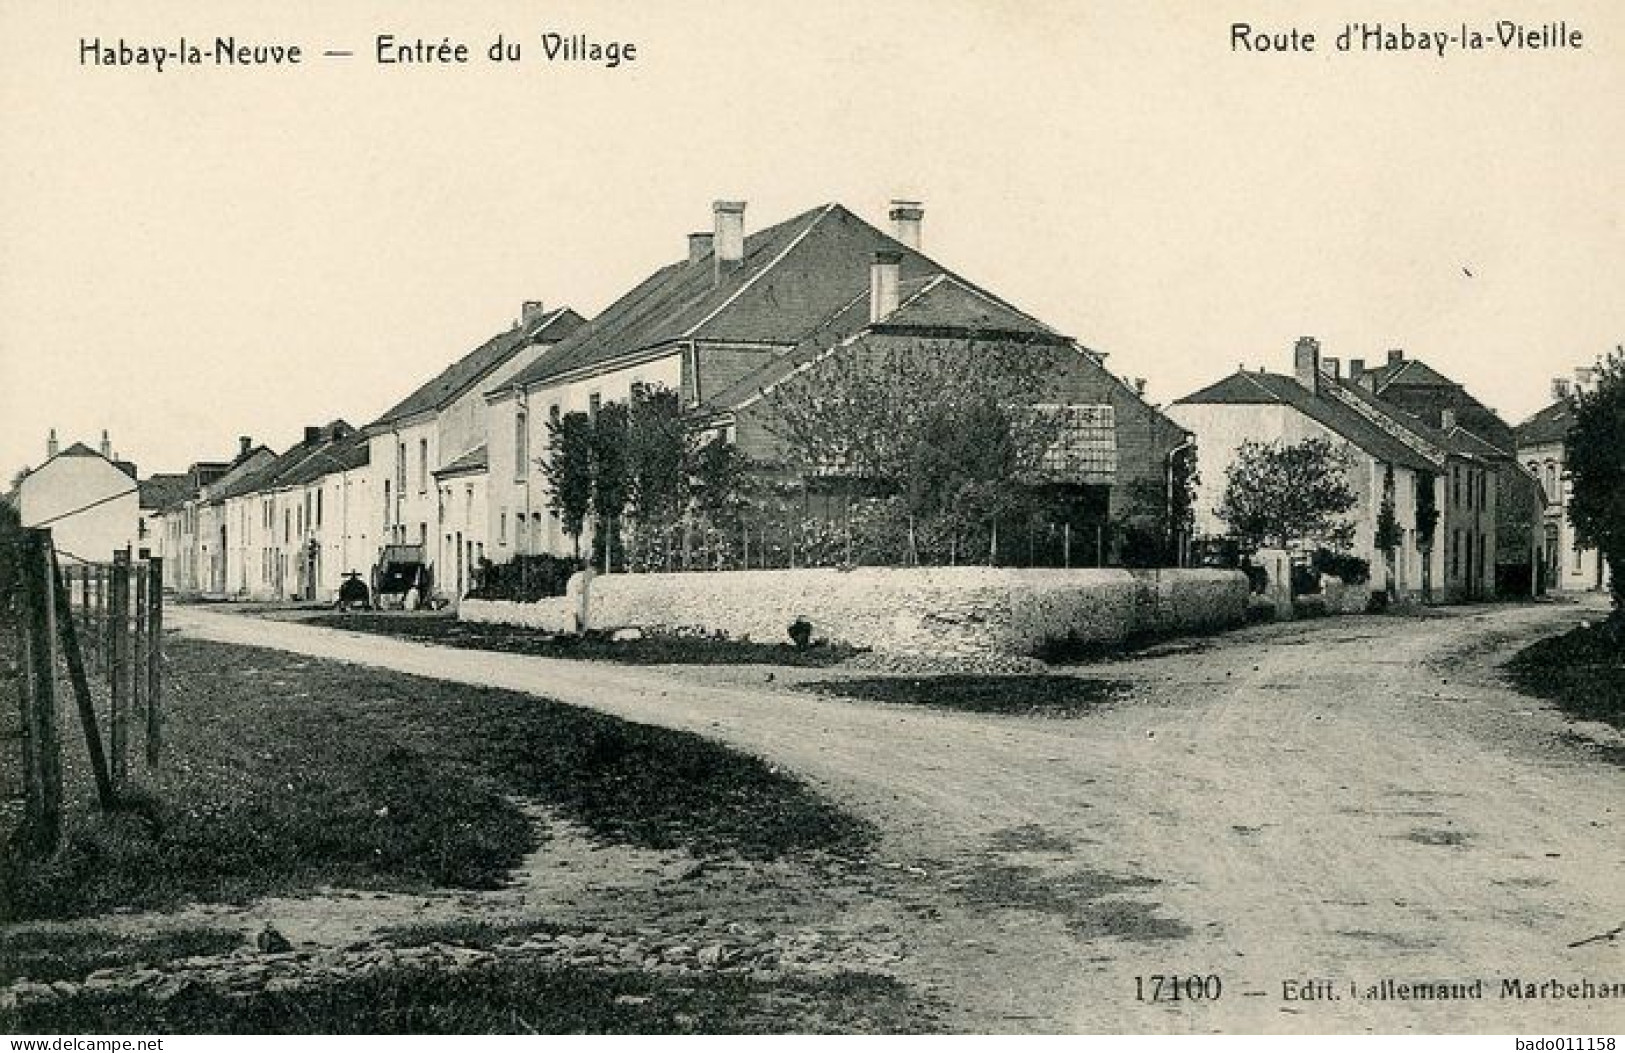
78;32;639;73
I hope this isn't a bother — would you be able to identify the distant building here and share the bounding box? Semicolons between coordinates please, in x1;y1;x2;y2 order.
1516;369;1612;593
1170;339;1499;603
1347;349;1544;596
14;430;140;564
365;302;584;600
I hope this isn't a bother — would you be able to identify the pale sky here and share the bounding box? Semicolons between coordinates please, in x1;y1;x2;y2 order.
2;0;1620;480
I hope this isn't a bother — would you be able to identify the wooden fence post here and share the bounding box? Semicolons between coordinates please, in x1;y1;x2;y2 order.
20;530;62;854
50;547;116;808
133;555;148;761
109;548;130;786
145;556;163;766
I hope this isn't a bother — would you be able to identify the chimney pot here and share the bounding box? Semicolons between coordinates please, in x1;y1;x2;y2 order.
1349;357;1366;379
888;199;924;250
521;300;546;326
1320;356;1341;380
870;250;903;322
1387;348;1404;365
687;231;713;262
47;428;58;458
100;429;111;458
1294;336;1322;393
712;200;746;281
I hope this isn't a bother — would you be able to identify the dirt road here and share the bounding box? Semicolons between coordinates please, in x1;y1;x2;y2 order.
171;600;1623;1033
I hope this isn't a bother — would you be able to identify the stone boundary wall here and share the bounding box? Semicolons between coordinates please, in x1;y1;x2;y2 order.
460;566;1250;660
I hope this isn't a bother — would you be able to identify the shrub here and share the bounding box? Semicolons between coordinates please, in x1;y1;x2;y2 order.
467;554;579;603
1312;548;1371;586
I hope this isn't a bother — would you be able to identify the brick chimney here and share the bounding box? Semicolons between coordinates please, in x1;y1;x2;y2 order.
888;199;924;250
521;300;546;326
870;250;902;322
303;425;321;445
1294;337;1322;393
99;430;111;458
1552;377;1572;400
687;232;713;262
47;428;58;458
713;200;746;281
1349;357;1365;380
1387;348;1404;365
238;435;253;458
1320;356;1341;380
1440;408;1457;431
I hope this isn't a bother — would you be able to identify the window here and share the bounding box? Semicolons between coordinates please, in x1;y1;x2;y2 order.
383;480;391;527
1451;529;1462;578
1545;460;1558;497
588;392;602;421
549;404;561;427
516;514;528;554
1452;466;1461;507
397;441;407;493
419;438;429;493
498;511;507;544
315;488;323;529
1038;404;1117;482
515;409;529;482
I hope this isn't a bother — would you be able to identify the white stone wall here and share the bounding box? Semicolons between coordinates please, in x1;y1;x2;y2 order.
461;566;1250;659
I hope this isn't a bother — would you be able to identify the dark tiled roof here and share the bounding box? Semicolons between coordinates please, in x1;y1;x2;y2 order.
371;307;585;427
138;473;191;511
56;442;99;458
278;433;370;488
508;203;1055;391
1325;377;1489;462
211;423;356;501
699;275;1066;413
1360;357;1458;392
433;445;488;478
1514;399;1572;447
1176;371;1436;470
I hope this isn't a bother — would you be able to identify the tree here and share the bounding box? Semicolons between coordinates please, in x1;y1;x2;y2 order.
543;411;593;558
1374;463;1402;599
1415;470;1440;602
1218;437;1357;551
762;335;1068;563
589;402;631;572
1566;346;1625;616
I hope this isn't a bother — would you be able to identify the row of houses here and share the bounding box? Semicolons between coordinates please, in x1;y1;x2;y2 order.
9;197;1611;603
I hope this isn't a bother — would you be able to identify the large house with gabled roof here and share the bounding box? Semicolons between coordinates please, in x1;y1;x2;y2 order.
1170;337;1501;602
484;198;1190;563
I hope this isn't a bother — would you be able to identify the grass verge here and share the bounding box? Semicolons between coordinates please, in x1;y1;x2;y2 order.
0;638;870;921
0;962;927;1034
1505;622;1625;730
302;613;857;666
798;675;1126;717
0;928;244;985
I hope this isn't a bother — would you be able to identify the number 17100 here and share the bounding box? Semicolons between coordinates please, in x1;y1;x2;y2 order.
1135;975;1223;1003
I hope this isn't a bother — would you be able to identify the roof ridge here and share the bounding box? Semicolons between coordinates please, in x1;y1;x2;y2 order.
679;203;838;340
1323;380;1445;465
